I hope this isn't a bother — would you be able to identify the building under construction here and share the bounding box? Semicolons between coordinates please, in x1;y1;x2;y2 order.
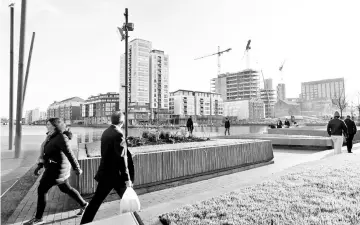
211;69;261;101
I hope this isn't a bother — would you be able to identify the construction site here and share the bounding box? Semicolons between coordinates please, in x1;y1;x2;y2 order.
196;40;279;120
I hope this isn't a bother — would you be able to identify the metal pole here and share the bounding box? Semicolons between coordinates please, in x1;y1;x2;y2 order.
124;8;129;139
14;0;27;158
22;32;35;109
8;3;15;150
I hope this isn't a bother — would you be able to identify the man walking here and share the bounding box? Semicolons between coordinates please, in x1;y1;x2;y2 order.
80;111;134;224
186;116;194;135
327;111;348;154
224;118;230;136
344;115;357;153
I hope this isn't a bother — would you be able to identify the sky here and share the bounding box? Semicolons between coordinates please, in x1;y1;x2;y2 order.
1;0;360;118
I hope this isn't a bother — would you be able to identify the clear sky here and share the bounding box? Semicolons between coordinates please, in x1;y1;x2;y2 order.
1;0;359;118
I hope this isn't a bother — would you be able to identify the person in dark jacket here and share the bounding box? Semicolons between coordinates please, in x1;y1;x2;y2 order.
224;118;230;135
327;111;348;154
80;111;135;224
284;118;290;128
25;118;87;225
186;116;194;135
276;118;283;128
344;115;357;153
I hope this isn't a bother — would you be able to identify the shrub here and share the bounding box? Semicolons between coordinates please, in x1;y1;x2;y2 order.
142;130;150;139
159;131;166;139
148;132;157;142
164;131;171;140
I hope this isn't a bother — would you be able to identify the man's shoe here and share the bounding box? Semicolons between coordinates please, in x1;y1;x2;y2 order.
77;202;89;216
24;218;44;225
348;151;353;153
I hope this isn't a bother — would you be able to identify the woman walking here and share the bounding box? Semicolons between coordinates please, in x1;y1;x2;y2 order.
25;118;88;225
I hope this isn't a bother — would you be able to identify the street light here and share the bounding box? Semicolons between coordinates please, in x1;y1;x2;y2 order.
117;8;134;139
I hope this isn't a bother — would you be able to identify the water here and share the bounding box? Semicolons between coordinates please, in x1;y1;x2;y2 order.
1;125;268;143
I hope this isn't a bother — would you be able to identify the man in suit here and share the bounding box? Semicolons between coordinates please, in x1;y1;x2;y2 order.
344;115;357;153
80;111;135;224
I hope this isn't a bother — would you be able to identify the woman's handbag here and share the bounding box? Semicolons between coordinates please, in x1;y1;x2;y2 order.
119;139;140;214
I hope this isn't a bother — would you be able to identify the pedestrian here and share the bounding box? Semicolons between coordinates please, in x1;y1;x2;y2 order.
344;115;357;153
25;118;88;225
284;118;290;128
186;116;194;135
224;117;230;135
327;111;348;154
80;111;135;224
276;118;283;128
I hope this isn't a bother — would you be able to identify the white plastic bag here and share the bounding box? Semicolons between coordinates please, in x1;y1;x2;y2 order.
119;187;141;214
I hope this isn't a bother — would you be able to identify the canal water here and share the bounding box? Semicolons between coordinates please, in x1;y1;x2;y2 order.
1;125;268;143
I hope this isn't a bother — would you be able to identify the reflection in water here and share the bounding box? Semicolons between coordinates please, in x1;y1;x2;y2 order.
0;125;267;144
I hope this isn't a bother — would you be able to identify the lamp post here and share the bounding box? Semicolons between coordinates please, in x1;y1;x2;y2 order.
118;8;134;139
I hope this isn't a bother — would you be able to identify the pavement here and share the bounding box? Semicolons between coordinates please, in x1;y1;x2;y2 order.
1;135;45;196
4;142;360;225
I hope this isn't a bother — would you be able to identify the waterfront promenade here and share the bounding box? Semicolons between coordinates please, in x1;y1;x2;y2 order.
4;144;359;225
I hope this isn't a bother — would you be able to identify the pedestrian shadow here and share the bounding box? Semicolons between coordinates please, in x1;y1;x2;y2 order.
43;215;78;224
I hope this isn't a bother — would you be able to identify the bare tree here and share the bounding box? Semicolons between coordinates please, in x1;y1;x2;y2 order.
332;89;348;118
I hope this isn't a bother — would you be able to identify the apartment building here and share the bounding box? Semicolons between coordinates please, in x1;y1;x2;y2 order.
169;90;223;124
81;92;119;125
149;49;170;120
47;97;84;124
120;39;152;111
301;78;345;101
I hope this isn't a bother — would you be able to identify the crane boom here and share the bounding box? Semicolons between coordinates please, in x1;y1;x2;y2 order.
194;48;232;60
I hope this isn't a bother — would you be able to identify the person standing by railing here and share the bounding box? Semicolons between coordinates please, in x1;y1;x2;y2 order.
224;117;230;135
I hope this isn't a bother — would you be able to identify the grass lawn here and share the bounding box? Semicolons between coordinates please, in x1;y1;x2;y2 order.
159;156;360;225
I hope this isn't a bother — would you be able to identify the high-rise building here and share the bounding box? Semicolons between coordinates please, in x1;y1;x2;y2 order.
301;78;345;101
149;50;169;112
277;83;286;101
120;39;152;111
264;78;273;90
211;69;260;101
260;89;276;118
25;110;32;124
31;108;40;122
39;111;47;120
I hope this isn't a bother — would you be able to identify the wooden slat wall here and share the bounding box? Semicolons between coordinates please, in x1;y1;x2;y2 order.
76;140;273;195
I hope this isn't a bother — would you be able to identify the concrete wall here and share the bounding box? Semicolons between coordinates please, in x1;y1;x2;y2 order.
71;139;274;195
267;128;360;141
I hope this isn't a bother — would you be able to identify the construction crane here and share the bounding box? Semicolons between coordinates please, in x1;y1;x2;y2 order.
279;59;286;81
240;40;252;69
194;46;232;76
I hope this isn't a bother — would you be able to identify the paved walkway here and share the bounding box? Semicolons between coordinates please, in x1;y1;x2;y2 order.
1;135;45;196
4;144;360;225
